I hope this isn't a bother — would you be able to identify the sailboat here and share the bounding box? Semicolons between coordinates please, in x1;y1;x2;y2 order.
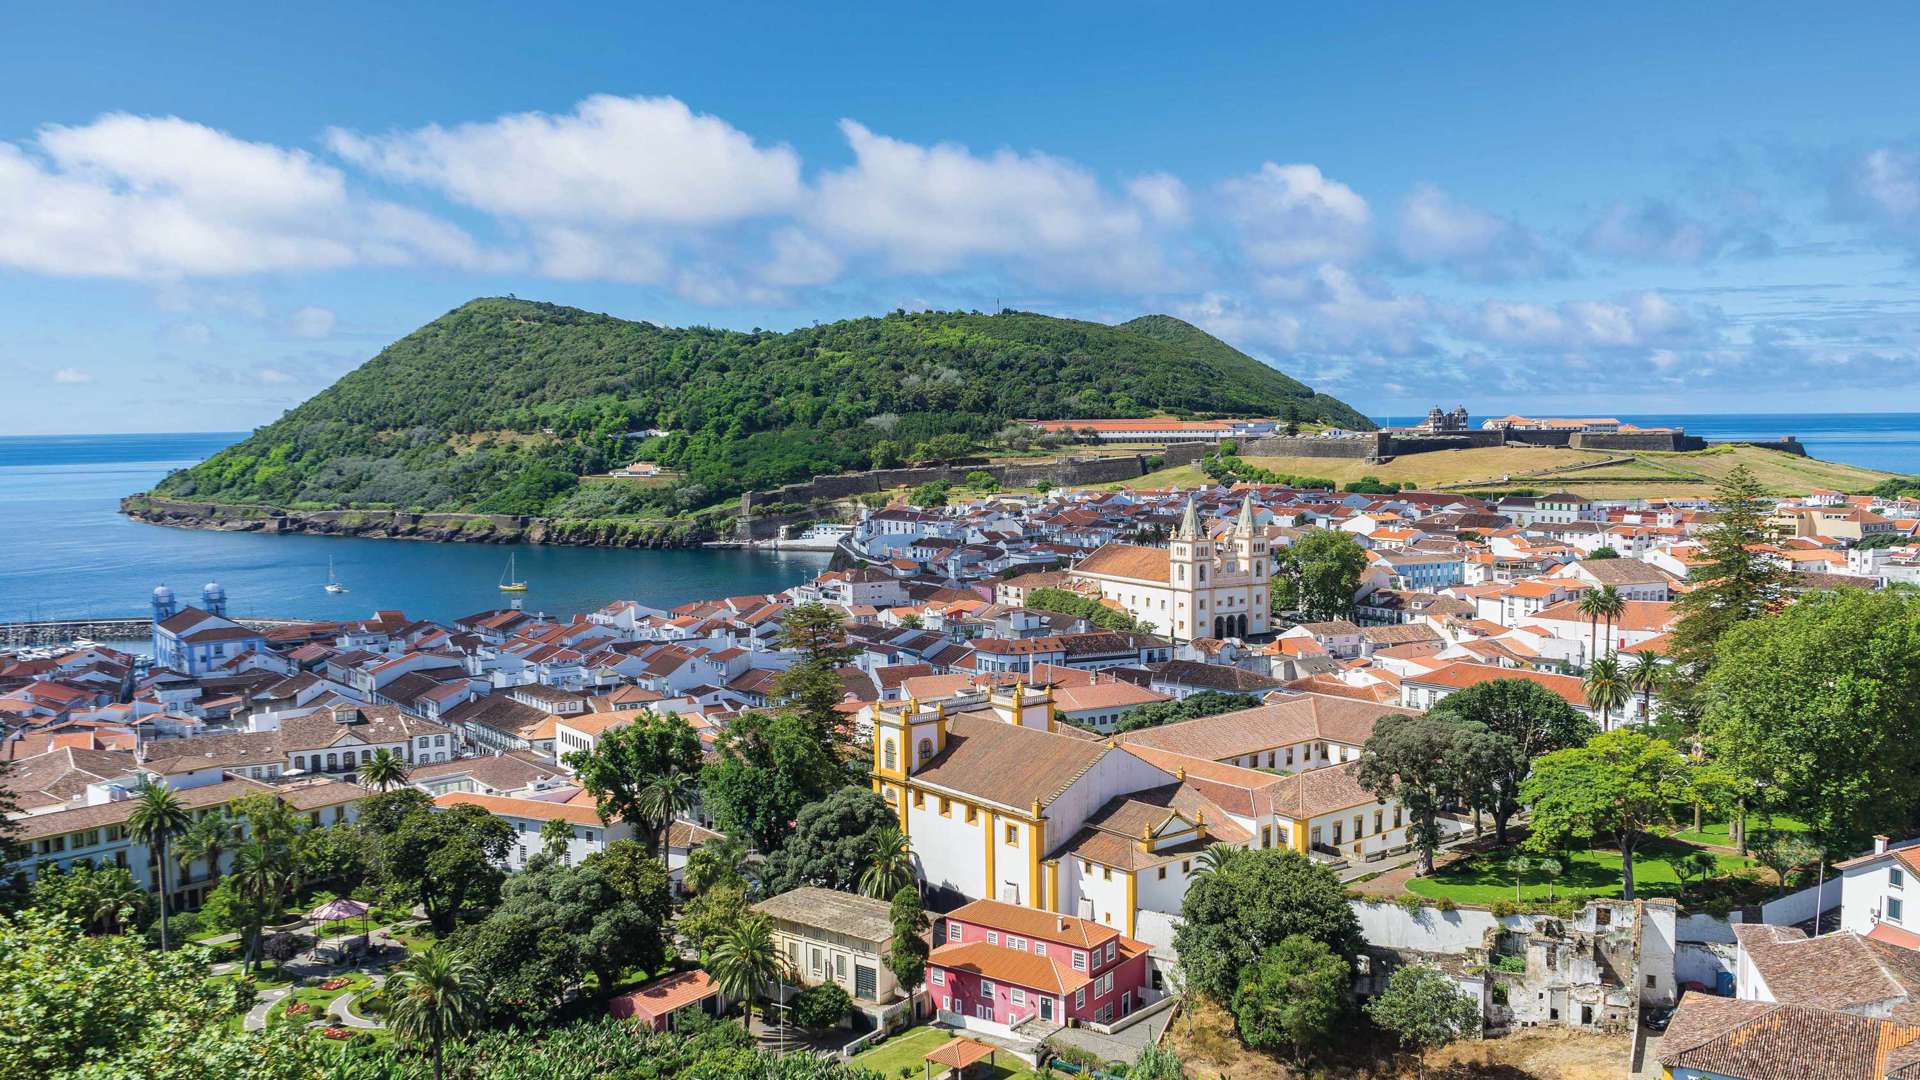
498;553;528;592
324;556;348;594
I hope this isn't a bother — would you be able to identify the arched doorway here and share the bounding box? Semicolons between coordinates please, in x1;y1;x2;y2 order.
1236;613;1248;637
1213;616;1225;638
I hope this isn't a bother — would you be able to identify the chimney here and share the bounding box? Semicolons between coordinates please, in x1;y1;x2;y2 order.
1876;834;1891;856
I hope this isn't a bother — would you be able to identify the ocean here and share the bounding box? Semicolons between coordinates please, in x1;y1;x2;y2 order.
3;416;1914;625
1369;412;1920;476
0;433;829;624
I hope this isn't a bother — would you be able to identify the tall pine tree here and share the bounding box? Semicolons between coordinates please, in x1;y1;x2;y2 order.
1667;464;1790;718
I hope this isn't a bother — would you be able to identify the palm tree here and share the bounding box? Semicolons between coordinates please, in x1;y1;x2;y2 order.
387;944;481;1080
636;767;698;857
179;807;240;889
1506;854;1531;904
539;817;575;862
232;838;295;972
1583;656;1630;732
706;914;779;1030
1194;842;1245;877
127;783;191;950
1622;651;1661;726
79;868;146;935
1593;585;1626;657
1576;589;1605;666
361;748;408;792
860;826;914;899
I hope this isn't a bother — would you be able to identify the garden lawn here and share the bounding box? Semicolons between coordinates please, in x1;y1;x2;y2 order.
1404;839;1753;905
851;1026;1039;1080
1673;815;1808;848
265;972;376;1028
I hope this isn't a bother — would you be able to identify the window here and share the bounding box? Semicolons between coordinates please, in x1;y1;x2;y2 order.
1075;988;1086;1009
1098;972;1113;996
1261;825;1272;848
1157;866;1167;880
1072;951;1086;971
811;948;824;975
1033;942;1046;957
981;980;995;996
965;806;977;823
948;922;962;943
835;954;847;979
1011;988;1026;1006
1105;942;1115;963
1181;859;1191;874
986;931;999;946
912;791;924;809
939;798;950;816
1005;823;1019;846
1895;867;1907;889
1009;936;1026;951
883;740;897;769
1102;866;1111;881
1892;897;1906;923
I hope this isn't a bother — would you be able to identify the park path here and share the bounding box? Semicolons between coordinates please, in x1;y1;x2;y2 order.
326;976;386;1030
244;988;291;1032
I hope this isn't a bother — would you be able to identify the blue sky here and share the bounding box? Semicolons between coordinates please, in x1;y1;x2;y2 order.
5;2;1920;433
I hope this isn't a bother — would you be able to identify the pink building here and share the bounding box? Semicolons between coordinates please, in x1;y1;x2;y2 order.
927;899;1153;1034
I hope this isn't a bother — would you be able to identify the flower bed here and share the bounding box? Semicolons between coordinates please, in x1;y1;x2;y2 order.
322;1026;352;1040
319;977;351;991
286;1001;312;1018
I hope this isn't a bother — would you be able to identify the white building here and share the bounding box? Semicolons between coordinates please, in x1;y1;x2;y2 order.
1069;496;1273;643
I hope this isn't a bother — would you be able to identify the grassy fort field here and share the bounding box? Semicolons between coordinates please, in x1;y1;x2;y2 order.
1127;443;1893;498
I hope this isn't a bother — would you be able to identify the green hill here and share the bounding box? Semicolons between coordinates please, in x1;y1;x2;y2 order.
152;298;1371;516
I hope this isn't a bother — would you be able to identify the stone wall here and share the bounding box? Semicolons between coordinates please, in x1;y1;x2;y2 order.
1379;431;1508;455
1709;436;1805;457
1237;435;1380;460
1567;431;1699;452
736;454;1149;513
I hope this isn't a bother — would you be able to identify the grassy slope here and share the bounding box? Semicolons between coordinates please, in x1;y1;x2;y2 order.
154;300;1371;512
1125;443;1892;498
1405;837;1754;904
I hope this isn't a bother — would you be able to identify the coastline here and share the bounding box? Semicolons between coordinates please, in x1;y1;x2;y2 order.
119;494;721;549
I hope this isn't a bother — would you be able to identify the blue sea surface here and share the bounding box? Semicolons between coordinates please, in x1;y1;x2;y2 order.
0;432;828;624
1369;413;1920;476
4;417;1914;624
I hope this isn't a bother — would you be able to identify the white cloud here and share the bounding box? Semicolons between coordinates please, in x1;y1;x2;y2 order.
329;95;802;227
1469;291;1700;349
1396;184;1555;280
1221;163;1371;269
1126;172;1191;226
0;113;495;279
1578;199;1770;263
806;121;1169;286
1834;146;1920;251
51;367;92;384
288;306;337;339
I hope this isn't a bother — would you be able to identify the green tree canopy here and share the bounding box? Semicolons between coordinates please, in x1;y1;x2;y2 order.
564;711;705;855
762;787;900;896
1366;962;1482;1054
1274;528;1369;622
1669;464;1792;711
703;710;851;852
370;800;514;934
1701;587;1920;851
1110;691;1257;734
1357;711;1480;874
888;887;931;999
1427;679;1594;846
1231;935;1349;1058
1174;848;1361;1002
1521;729;1725;899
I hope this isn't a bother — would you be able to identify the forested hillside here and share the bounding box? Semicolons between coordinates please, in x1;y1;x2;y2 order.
154;298;1370;515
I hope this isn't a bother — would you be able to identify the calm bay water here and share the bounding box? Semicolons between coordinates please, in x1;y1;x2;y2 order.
4;416;1914;624
0;433;828;624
